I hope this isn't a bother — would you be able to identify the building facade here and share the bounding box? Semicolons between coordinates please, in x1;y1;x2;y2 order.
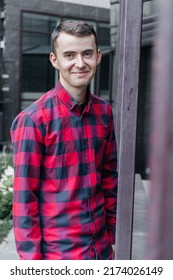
0;0;111;142
0;0;157;178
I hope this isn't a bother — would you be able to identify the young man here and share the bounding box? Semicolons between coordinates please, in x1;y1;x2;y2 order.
11;20;118;260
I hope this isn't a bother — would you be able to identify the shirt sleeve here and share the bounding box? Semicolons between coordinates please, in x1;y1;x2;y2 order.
10;112;44;259
101;108;118;245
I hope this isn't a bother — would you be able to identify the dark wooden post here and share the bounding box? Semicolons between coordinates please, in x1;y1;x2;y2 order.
115;0;143;259
145;0;173;259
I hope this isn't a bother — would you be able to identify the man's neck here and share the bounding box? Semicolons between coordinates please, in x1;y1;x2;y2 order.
60;79;87;104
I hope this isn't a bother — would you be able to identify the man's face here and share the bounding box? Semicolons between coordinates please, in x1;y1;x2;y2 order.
50;32;102;94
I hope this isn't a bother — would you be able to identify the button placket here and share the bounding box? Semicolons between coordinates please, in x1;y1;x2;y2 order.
91;211;94;220
84;163;89;170
88;188;92;197
83;139;87;147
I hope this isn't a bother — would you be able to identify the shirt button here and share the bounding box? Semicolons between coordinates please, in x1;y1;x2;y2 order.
88;189;92;197
91;212;94;220
83;139;87;146
85;163;89;170
76;105;80;111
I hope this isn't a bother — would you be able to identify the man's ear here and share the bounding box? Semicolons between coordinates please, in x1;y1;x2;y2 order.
97;49;102;65
49;52;59;69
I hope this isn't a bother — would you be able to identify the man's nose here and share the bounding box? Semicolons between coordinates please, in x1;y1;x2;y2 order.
75;55;85;68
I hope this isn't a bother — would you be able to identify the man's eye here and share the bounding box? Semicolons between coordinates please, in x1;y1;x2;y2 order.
65;53;74;59
84;52;92;58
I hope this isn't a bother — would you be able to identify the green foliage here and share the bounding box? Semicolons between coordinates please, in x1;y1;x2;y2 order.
0;219;13;244
0;191;13;219
0;153;13;177
0;151;14;220
0;148;13;244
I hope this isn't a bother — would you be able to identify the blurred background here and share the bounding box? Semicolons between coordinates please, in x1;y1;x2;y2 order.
2;0;173;260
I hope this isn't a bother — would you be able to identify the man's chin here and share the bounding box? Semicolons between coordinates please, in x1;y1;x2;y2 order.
71;80;90;88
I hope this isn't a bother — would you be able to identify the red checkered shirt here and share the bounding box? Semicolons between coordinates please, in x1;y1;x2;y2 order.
11;81;118;260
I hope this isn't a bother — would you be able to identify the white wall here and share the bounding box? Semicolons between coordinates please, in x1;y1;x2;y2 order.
52;0;110;9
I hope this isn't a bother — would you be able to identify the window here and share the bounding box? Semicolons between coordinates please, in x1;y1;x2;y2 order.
97;23;110;47
21;12;59;110
97;23;112;102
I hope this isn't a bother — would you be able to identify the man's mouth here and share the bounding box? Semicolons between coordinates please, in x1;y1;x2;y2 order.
71;71;89;74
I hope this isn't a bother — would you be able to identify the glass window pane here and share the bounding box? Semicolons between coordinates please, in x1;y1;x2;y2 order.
22;54;54;93
98;23;110;46
23;12;59;33
143;0;157;18
22;32;51;53
21;12;60;110
99;55;110;101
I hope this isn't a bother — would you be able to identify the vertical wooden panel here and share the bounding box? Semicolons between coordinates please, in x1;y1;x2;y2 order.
146;0;173;259
115;0;143;259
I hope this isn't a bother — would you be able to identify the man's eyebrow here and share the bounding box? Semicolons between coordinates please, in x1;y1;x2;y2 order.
62;48;94;54
82;48;94;52
63;50;75;54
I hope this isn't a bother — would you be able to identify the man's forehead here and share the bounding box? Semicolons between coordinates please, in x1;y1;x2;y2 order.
56;32;96;48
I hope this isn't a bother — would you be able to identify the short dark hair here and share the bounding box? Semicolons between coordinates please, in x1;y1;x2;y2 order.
51;20;98;54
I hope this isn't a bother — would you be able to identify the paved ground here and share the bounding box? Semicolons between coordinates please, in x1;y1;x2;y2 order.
0;174;149;260
132;174;148;259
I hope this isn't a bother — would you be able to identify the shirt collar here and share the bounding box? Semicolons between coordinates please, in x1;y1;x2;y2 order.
55;80;92;113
